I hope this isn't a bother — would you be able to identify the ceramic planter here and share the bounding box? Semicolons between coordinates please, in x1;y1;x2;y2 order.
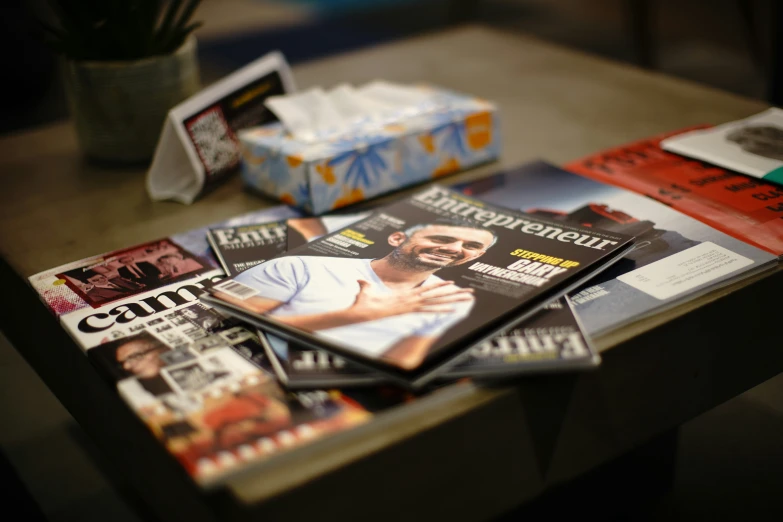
62;37;201;163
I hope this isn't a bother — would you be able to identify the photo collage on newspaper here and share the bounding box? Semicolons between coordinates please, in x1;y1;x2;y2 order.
29;206;370;485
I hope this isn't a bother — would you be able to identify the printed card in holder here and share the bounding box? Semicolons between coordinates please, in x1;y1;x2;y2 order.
147;51;296;204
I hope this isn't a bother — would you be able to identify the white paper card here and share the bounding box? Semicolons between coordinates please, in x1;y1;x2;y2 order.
617;242;753;300
660;108;783;179
147;51;296;204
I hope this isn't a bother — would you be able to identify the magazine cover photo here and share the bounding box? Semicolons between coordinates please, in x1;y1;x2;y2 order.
56;238;212;307
208;185;632;376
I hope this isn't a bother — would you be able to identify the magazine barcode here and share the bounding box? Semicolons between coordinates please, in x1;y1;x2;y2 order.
215;280;259;300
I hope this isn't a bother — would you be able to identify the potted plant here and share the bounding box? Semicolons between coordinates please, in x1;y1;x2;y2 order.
39;0;203;163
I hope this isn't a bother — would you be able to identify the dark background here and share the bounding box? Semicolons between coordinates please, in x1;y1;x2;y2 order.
4;0;782;135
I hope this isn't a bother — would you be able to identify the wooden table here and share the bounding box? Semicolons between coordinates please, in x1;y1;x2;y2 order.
0;26;780;522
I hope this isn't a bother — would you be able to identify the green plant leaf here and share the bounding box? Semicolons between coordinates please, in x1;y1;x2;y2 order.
154;0;182;52
40;0;199;61
37;19;67;41
173;0;201;33
139;0;162;56
42;0;89;59
167;20;202;52
163;0;201;52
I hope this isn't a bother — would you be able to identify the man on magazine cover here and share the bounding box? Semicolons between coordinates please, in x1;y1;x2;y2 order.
73;270;131;303
89;333;173;396
117;255;163;287
92;265;143;291
216;220;496;369
157;252;204;278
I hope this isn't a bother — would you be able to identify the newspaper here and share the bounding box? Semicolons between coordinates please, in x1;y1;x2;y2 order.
28;205;371;486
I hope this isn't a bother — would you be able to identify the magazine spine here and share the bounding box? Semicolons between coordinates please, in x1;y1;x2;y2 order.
256;330;290;386
206;229;232;277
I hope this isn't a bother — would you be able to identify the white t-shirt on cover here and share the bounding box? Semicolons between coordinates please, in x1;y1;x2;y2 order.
233;256;473;359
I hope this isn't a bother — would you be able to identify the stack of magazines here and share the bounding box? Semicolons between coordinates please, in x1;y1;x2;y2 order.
29;152;779;485
204;183;635;388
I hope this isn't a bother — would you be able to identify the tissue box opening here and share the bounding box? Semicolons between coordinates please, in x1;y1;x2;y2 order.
239;87;501;214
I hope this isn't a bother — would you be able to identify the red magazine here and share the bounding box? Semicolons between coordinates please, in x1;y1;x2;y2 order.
565;127;783;257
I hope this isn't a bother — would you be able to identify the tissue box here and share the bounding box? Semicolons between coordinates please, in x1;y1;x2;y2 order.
238;88;500;214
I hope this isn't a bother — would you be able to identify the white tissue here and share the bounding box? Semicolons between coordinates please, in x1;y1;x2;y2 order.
264;81;440;143
265;88;348;143
327;84;388;122
357;81;433;108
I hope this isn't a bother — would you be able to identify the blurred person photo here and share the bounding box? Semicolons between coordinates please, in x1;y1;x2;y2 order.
117;254;163;286
70;269;131;304
88;331;173;396
158;251;205;278
92;264;143;291
726;125;783;161
58;239;211;306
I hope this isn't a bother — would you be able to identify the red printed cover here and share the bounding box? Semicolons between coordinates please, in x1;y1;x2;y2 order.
565;127;783;257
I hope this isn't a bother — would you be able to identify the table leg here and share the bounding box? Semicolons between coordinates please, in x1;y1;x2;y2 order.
494;428;679;520
0;448;47;522
626;0;656;68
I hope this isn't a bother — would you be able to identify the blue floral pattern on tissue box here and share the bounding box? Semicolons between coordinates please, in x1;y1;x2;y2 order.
239;87;501;214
